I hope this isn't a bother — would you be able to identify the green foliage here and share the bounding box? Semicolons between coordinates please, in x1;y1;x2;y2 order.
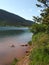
40;8;49;25
29;47;49;65
32;1;49;34
32;33;49;47
31;23;48;34
29;33;49;65
29;0;49;65
33;16;42;23
36;4;42;7
28;41;32;46
36;0;49;8
11;58;18;65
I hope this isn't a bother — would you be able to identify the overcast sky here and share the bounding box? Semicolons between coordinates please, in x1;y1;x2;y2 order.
0;0;41;20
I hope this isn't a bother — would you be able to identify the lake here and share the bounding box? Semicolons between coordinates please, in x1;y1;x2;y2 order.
0;27;32;65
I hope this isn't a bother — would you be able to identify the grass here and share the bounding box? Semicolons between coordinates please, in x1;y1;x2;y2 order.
11;58;18;65
28;41;32;46
29;32;49;65
29;48;49;65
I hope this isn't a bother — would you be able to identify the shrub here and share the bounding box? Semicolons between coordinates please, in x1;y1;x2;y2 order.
29;32;49;65
28;41;32;46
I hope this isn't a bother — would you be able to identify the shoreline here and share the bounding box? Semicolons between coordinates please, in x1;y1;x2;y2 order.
0;43;31;65
17;44;33;65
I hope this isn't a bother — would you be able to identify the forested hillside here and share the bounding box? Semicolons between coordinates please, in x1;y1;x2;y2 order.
0;9;33;26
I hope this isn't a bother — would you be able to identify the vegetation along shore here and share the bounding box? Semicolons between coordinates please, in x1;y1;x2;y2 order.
15;0;49;65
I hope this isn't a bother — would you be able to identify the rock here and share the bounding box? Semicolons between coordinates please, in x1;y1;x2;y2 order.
11;44;15;47
21;45;25;47
26;51;29;53
21;44;28;47
25;44;28;46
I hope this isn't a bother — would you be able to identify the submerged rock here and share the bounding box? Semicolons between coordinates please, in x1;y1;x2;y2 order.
25;44;28;46
21;45;25;47
21;44;28;47
11;44;15;48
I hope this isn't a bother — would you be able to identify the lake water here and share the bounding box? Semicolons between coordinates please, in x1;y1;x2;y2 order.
0;27;32;65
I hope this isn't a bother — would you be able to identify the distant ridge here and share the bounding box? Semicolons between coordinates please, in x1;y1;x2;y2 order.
0;9;33;26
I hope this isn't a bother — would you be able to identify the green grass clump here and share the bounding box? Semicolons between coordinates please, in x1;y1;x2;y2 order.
28;41;32;46
11;58;18;65
29;47;49;65
32;33;49;47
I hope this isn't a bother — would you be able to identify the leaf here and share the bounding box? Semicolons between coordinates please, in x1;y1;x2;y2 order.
36;4;42;7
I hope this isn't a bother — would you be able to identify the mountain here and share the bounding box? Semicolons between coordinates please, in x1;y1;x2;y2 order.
0;9;33;26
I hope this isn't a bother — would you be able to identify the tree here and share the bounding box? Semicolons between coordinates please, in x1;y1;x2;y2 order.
36;0;49;8
32;0;49;34
33;16;42;23
40;8;49;24
29;1;49;65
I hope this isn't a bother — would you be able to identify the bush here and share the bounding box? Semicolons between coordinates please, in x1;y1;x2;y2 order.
28;41;32;46
31;23;48;34
29;32;49;65
32;33;49;47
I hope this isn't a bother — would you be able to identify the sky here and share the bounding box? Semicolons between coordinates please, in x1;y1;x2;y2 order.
0;0;41;20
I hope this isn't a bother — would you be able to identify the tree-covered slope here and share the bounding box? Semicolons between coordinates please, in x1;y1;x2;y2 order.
0;9;33;26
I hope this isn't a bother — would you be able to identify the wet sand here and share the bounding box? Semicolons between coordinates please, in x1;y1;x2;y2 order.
0;42;30;65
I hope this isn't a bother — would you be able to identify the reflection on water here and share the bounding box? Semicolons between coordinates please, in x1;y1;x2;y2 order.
0;27;32;65
0;27;29;37
0;30;25;37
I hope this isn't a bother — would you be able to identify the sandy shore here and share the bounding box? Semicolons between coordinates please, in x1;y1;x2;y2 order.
0;42;30;65
17;45;32;65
